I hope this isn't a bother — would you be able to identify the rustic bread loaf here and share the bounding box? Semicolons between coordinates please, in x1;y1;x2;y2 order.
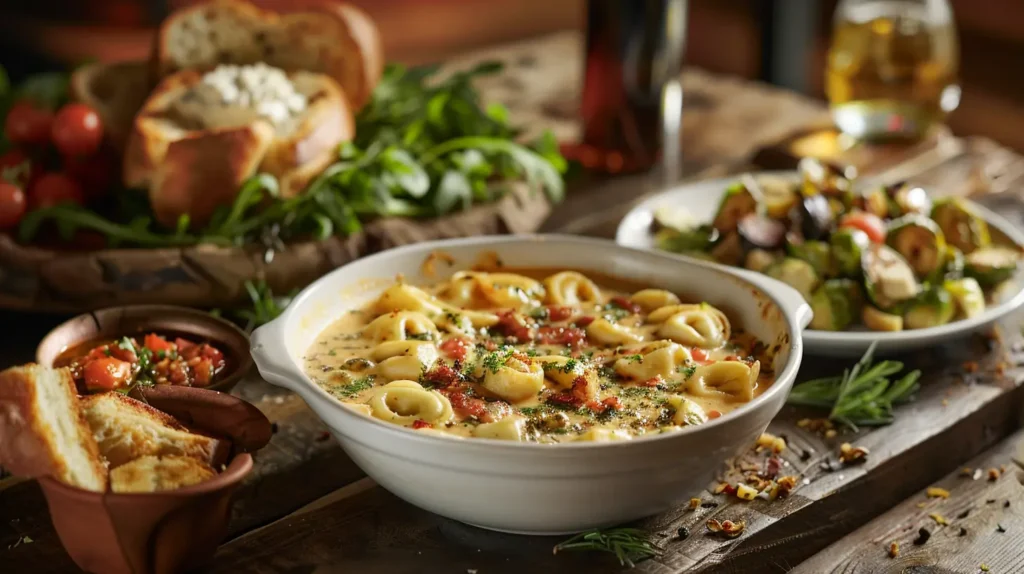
152;0;383;109
0;365;107;492
79;392;223;469
109;455;216;493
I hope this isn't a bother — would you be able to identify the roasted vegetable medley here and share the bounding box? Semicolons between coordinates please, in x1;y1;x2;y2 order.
654;159;1023;332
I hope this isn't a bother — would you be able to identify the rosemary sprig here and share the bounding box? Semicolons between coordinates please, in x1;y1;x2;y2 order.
211;280;294;333
787;342;921;430
553;527;662;568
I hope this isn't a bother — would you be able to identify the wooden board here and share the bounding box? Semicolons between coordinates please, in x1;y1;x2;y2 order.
794;429;1024;574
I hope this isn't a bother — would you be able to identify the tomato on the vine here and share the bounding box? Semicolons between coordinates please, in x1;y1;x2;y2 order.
0;182;27;229
4;101;53;146
29;173;85;209
51;104;104;158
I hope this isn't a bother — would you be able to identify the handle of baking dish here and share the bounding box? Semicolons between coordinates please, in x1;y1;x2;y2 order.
732;268;814;331
249;319;303;392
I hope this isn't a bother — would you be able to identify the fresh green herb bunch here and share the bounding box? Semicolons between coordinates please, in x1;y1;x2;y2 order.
787;342;921;430
553;527;662;568
18;61;566;249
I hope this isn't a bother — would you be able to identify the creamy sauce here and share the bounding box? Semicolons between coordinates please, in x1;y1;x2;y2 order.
303;268;774;443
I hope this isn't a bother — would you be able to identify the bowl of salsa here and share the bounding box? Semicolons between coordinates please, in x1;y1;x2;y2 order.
37;305;252;394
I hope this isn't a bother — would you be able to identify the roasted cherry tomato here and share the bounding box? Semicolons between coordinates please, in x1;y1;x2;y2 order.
4;101;53;146
0;182;27;229
83;357;134;391
29;173;85;209
51;103;104;157
839;211;886;244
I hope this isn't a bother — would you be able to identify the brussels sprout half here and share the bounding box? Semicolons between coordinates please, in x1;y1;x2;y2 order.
964;245;1022;287
886;215;946;279
945;277;986;319
862;305;903;332
931;197;991;255
903;287;955;330
831;228;871;277
787;240;833;278
765;258;820;302
809;279;864;331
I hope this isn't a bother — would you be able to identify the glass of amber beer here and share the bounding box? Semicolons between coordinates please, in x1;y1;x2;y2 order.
826;0;961;142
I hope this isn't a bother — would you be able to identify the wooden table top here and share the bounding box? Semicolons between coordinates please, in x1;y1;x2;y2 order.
4;31;1024;573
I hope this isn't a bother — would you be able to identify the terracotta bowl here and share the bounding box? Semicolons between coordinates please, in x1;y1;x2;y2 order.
36;385;272;574
35;304;253;393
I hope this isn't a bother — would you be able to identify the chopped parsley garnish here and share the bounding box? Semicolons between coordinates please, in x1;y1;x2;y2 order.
529;307;549;320
327;349;338;356
677;363;697;379
626;354;644;364
333;376;375;398
481;346;515;373
407;332;434;341
445;311;462;324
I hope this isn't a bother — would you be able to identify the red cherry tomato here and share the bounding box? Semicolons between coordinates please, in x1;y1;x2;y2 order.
83;357;134;391
0;150;39;188
51;103;104;158
839;211;886;244
28;173;84;209
0;182;27;229
4;101;53;146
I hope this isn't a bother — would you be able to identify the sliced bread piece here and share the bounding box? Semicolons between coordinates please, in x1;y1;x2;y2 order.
153;0;382;109
80;392;223;469
109;455;216;493
0;365;108;492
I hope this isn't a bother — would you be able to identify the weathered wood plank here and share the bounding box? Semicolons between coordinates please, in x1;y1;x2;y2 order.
793;429;1024;574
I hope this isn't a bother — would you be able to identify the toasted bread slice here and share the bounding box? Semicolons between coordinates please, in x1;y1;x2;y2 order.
153;0;382;109
80;392;222;469
0;365;107;492
69;61;152;153
109;455;216;493
123;66;353;227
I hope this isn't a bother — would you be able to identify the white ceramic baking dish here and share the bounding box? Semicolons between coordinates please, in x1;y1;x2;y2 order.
249;235;812;534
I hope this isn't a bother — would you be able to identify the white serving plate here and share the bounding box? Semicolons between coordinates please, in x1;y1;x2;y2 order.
250;235;811;534
616;172;1024;357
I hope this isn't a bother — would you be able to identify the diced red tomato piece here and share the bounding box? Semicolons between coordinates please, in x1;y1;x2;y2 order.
144;333;175;354
199;344;225;368
691;348;709;362
494;310;533;342
175;337;197;351
536;326;587;348
639;376;664;388
423;364;461;387
107;343;137;364
573;316;595;328
83;358;133;391
193;358;214;386
546;306;574;322
438;337;471;361
412;419;433;429
839;211;885;244
610;296;642;314
707;410;722;420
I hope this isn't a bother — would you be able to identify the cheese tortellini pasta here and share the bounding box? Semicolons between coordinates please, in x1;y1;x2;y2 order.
304;266;774;443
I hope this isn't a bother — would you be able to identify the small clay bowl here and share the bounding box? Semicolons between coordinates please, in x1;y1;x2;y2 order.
36;305;253;393
37;385;272;574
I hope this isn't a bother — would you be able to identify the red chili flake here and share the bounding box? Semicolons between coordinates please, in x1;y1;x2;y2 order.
573;316;595;328
423;364;461;387
536;326;587;348
438;337;471;361
494;310;534;342
639;376;664;388
412;419;433;429
315;431;331;442
609;296;641;314
546;306;574;322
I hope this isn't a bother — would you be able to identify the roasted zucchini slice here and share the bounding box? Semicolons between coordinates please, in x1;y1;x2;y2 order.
712;182;759;234
944;277;986;319
930;197;991;254
830;228;870;277
859;186;890;219
862;244;921;310
765;257;820;301
886;215;946;279
887;183;932;217
903;287;955;330
655;225;719;253
964;245;1021;287
862;305;904;332
787;240;833;278
809;279;864;331
936;245;965;282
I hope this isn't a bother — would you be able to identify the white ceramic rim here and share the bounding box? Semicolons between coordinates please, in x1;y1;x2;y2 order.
250;234;810;452
615;172;1024;349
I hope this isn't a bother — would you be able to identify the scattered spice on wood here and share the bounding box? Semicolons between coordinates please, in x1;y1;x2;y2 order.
755;432;786;454
997;524;1007;533
959;527;968;537
941;399;949;406
706;519;745;538
987;499;997;504
888;541;900;558
800;449;812;461
913;527;931;545
688;497;701;511
1004;501;1011;508
701;502;719;509
973;469;984;481
980;563;990;572
961;467;973;477
270;422;279;434
916;502;927;508
315;431;331;442
838;443;869;465
825;429;838;439
676;527;689;540
957;509;971;519
987;468;1001;481
929;513;948;526
926;487;950;499
736;484;758;501
963;361;979;373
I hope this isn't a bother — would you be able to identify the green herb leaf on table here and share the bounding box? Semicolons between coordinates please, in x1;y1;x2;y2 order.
787;341;921;430
14;60;566;249
553;527;662;568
